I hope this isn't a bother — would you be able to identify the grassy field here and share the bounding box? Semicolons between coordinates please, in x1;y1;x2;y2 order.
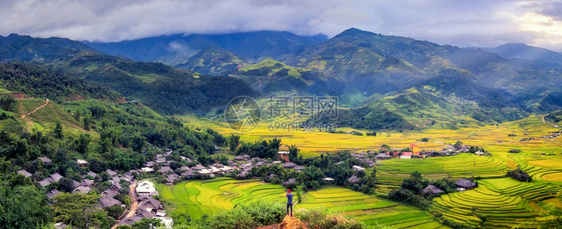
297;186;446;228
174;114;562;228
154;178;286;219
156;178;447;228
432;178;559;228
179;114;562;159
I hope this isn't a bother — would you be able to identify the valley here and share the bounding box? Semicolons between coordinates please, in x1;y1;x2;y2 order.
1;26;562;229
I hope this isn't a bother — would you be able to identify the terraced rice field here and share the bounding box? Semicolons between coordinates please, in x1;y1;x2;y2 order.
431;178;559;228
155;178;286;219
178;115;562;227
297;186;446;228
377;153;510;188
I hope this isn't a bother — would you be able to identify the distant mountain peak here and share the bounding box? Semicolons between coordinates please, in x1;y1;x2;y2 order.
335;28;375;37
486;42;562;69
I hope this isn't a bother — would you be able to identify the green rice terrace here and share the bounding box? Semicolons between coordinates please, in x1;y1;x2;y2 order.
156;178;446;228
154;116;562;228
432;178;559;228
297;186;445;228
155;178;287;219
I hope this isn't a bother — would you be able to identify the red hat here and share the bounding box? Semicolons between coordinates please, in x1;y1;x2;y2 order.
288;189;292;193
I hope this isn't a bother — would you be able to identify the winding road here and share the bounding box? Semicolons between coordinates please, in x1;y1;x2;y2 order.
21;99;49;119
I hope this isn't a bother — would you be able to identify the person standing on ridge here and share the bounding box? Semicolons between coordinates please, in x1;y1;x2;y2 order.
286;189;294;217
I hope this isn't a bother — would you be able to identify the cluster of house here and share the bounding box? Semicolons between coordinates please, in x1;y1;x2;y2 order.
18;157;133;199
359;143;490;161
17;157;139;229
350;152;376;166
139;151;307;184
118;180;172;228
421;178;477;196
521;132;560;142
346;165;366;184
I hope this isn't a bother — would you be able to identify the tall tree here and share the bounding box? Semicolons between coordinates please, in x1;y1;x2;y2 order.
53;193;105;228
83;114;92;131
229;134;240;152
54;119;64;139
0;183;51;228
76;134;92;155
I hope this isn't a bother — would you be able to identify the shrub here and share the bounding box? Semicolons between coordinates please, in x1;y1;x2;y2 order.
296;208;368;229
507;168;532;182
296;208;328;227
208;200;285;229
508;149;521;153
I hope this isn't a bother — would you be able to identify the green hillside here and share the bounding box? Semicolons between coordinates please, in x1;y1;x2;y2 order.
175;46;248;75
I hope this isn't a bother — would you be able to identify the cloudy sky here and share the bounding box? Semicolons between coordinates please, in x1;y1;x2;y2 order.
1;0;562;51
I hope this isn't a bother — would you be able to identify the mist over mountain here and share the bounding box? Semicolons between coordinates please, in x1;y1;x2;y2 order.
3;28;562;129
485;43;562;69
83;31;328;63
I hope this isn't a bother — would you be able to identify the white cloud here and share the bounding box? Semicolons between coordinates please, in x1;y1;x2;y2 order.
0;0;561;51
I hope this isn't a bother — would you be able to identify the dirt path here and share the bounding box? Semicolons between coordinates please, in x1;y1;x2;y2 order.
125;181;138;218
21;99;49;119
256;215;308;229
111;181;138;229
279;215;307;229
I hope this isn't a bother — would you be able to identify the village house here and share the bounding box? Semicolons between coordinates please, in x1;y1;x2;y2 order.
191;164;206;171
400;152;412;159
181;170;195;178
348;175;359;184
283;162;297;169
158;166;173;174
97;196;121;209
166;174;180;184
17;169;32;178
50;173;63;182
136;180;158;196
72;180;82;189
278;145;290;161
144;161;155;167
47;189;61;199
82;179;94;186
38;157;52;163
456;179;476;190
77;159;89;168
106;169;118;177
352;165;365;171
209;166;221;174
422;185;444;195
86;171;97;178
156;157;166;165
73;186;92;194
39;173;63;187
141;167;155;173
220;166;234;173
119;217;143;226
283;178;296;186
138;196;163;212
375;153;391;160
178;166;190;172
101;187;120;198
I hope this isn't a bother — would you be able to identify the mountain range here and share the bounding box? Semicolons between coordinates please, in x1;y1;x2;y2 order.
2;28;562;130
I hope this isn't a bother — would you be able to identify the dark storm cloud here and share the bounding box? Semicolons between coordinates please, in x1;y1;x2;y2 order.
0;0;561;50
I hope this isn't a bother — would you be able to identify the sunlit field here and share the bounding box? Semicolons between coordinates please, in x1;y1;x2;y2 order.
154;178;286;219
175;115;562;227
298;186;444;228
179;115;562;160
